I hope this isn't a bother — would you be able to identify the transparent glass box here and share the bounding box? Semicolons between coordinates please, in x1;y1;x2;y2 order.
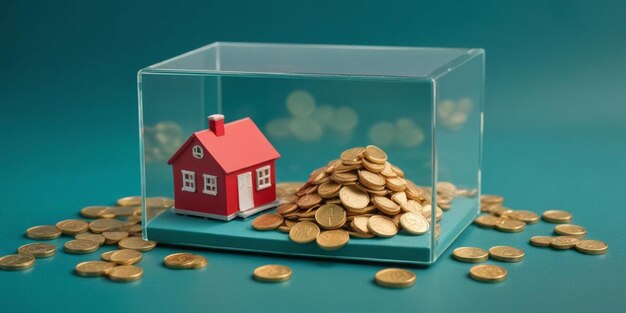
138;42;484;265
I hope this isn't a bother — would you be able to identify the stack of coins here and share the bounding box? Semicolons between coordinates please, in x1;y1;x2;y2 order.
473;194;540;233
257;145;475;250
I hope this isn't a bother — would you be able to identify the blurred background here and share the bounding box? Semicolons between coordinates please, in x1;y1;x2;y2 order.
1;0;625;227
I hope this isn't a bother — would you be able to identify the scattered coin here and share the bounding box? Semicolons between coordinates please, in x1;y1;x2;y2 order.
163;253;196;269
100;250;116;262
80;206;116;219
374;268;416;288
110;249;143;265
107;265;143;282
399;212;430;235
17;243;56;258
529;236;552;247
474;215;502;228
64;239;100;254
89;218;127;233
481;194;504;205
316;230;349;250
75;261;115;277
56;219;89;235
289;221;320;244
506;210;540;224
74;233;106;245
253;264;292;282
26;225;62;240
495;219;525;233
452;247;489;263
118;237;157;251
550;236;579;249
252;213;284;231
488;246;525;262
542;210;572;223
574;240;608;255
469;264;507;283
102;231;130;244
117;196;142;207
554;224;587;238
0;254;35;271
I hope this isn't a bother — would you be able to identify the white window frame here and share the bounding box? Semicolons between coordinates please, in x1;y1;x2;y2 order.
192;145;204;159
256;165;272;191
203;174;218;196
181;170;196;192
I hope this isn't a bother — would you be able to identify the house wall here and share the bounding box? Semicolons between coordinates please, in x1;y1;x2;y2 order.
225;160;277;215
171;137;228;216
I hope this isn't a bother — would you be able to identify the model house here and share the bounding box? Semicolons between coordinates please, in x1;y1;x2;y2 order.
168;114;280;220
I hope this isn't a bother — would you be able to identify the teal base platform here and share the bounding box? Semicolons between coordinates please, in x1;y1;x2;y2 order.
145;198;477;265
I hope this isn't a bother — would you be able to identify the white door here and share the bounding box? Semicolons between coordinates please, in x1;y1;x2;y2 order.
237;172;254;211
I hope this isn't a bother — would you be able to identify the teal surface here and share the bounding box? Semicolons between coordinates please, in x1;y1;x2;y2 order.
2;1;625;313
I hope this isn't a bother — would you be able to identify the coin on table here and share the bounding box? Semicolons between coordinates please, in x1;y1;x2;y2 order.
56;219;89;235
574;240;608;255
252;213;284;231
480;194;504;205
108;265;143;282
316;230;350;250
367;215;398;238
315;204;346;230
187;255;208;269
81;206;116;219
117;196;142;207
110;249;143;265
17;243;56;258
164;253;196;269
488;246;525;262
64;239;100;254
400;212;430;235
339;185;370;210
101;250;116;262
118;237;157;251
507;210;540;224
364;145;388;164
26;225;62;240
75;261;115;277
469;264;507;283
474;215;502;228
374;268;416;288
542;210;572;223
495;219;525;233
102;231;129;244
289;221;321;244
253;264;292;283
550;236;579;249
452;247;489;263
529;236;552;247
0;254;35;271
89;218;126;233
554;224;587;238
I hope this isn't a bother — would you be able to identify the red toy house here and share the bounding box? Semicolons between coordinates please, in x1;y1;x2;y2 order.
168;114;281;220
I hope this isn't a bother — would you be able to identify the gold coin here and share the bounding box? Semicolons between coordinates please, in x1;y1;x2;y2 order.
358;170;386;189
275;203;298;215
452;247;489;263
380;162;397;178
117;196;142;207
317;181;342;198
102;231;130;244
110;249;143;265
75;261;115;277
107;265;143;282
372;196;401;215
421;205;443;223
361;158;385;173
554;224;587;238
108;206;139;217
469;264;507;283
289;221;321;244
314;204;346;229
253;264;292;282
364;145;388;164
118;237;157;251
495;219;525;233
399;212;430;235
391;192;408;205
374;268;416;288
340;147;364;163
480;194;504;205
488;246;525;262
529;236;552;247
75;233;106;245
400;200;422;214
26;225;62;240
56;219;89;235
17;243;56;258
316;230;350;250
146;196;174;209
550;236;579;249
0;254;35;271
89;218;127;233
64;239;100;254
339;185;370;210
390;164;404;177
367;215;398;238
542;210;572;223
351;216;370;234
164;253;197;269
252;213;284;231
474;215;502;228
507;210;540;224
187;255;208;269
488;206;513;217
575;240;608;255
296;193;322;209
101;250;116;262
385;177;407;192
80;206;116;219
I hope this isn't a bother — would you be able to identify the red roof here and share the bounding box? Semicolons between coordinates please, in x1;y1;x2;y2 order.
167;117;280;173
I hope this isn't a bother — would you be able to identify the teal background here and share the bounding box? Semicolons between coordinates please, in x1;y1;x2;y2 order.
1;1;625;312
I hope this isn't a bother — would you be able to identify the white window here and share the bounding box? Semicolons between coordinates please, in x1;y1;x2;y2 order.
203;174;218;196
181;170;196;192
192;145;204;159
256;165;272;190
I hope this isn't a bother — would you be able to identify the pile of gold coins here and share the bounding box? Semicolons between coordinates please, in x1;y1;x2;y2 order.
253;145;474;250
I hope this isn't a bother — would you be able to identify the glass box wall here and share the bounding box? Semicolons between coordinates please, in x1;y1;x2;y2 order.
138;43;484;264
